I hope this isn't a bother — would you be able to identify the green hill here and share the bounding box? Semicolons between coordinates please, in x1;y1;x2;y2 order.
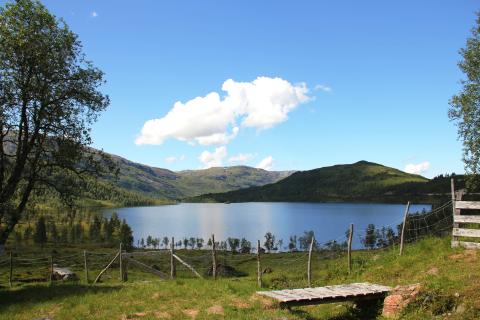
97;153;293;202
189;161;462;203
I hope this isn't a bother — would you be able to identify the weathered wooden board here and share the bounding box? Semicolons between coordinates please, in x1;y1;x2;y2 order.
257;283;391;307
455;201;480;210
451;240;480;249
454;215;480;224
452;228;480;238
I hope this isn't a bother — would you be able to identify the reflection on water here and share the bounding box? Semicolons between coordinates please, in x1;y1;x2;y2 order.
103;202;431;249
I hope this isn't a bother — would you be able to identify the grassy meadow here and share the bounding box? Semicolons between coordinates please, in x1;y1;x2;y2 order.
0;236;479;319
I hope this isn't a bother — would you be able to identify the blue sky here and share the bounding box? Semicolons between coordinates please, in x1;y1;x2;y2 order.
12;0;479;177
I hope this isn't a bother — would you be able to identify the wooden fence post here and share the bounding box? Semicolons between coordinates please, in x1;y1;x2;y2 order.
170;237;176;279
84;250;89;283
49;255;54;284
119;243;123;281
308;236;314;287
451;178;458;245
257;240;262;288
399;201;411;256
123;258;128;282
9;251;12;288
211;234;217;280
348;224;353;274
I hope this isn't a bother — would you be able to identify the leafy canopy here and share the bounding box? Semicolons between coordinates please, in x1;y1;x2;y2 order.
449;13;480;188
0;0;109;245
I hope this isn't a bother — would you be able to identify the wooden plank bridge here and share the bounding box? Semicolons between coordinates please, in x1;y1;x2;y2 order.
257;283;391;307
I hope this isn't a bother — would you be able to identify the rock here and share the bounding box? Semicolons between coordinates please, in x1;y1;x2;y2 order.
382;284;421;318
52;265;78;281
455;303;466;314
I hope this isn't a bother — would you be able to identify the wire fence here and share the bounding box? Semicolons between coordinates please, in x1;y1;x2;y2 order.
0;200;460;288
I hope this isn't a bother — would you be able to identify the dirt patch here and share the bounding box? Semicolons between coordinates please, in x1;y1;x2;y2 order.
182;309;199;319
231;298;251;309
122;312;148;320
250;293;277;309
154;311;171;319
449;250;477;262
426;267;439;276
207;305;225;315
151;292;163;299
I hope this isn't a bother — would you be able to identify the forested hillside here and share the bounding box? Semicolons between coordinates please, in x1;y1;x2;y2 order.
190;161;463;203
101;153;293;200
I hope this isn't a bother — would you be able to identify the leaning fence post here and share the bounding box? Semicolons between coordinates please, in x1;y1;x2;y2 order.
257;240;262;288
399;201;411;256
84;250;89;283
211;234;217;280
170;237;176;279
308;236;314;287
119;243;123;281
9;251;13;288
348;224;353;274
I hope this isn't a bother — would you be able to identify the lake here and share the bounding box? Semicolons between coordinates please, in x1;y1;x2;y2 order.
103;202;431;249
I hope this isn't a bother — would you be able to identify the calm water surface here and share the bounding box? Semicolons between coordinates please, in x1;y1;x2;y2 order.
103;202;431;249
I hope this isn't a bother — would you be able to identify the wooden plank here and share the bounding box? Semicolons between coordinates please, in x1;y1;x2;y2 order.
172;254;204;279
257;283;391;305
257;240;262;288
452;240;480;249
452;228;480;238
347;224;353;274
93;251;120;284
125;257;167;279
455;201;480;210
399;202;410;256
454;215;480;224
307;236;314;287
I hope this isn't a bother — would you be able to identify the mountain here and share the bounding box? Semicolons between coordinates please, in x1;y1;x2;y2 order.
188;161;461;203
101;153;294;201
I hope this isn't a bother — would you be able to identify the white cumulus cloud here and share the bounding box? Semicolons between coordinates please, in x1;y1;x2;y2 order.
229;153;254;163
199;146;227;168
256;156;274;170
91;11;98;18
135;77;310;146
404;161;430;175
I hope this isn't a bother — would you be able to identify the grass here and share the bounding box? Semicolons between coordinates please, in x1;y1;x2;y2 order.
1;236;480;319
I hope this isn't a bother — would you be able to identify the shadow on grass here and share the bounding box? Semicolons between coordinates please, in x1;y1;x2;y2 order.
0;283;121;308
288;300;383;320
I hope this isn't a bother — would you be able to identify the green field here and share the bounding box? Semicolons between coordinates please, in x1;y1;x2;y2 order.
0;236;479;319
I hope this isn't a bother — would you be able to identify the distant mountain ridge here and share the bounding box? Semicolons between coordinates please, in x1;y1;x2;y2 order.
188;161;459;203
102;153;294;201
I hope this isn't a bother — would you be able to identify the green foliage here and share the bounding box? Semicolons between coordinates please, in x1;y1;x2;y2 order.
263;232;276;252
240;238;251;253
119;219;133;250
449;13;480;189
362;224;377;249
33;216;47;246
0;0;110;244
